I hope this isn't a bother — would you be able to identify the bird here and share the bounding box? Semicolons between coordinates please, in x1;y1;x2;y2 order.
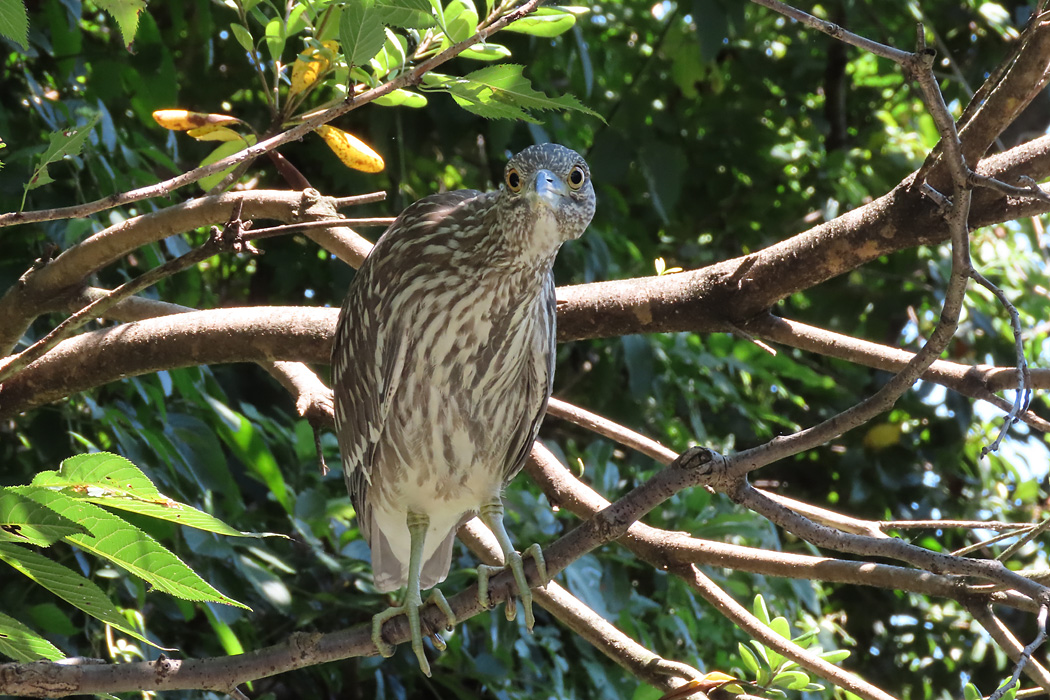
331;143;596;675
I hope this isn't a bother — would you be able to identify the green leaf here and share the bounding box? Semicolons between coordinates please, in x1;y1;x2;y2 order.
443;0;478;43
819;649;850;663
12;487;249;609
737;642;761;674
95;0;147;48
374;0;434;29
198;135;253;192
34;453;274;539
0;610;64;662
422;64;602;124
206;397;292;513
0;0;29;50
0;542;171;649
373;88;428;108
0;488;88;546
23;113;101;204
459;42;512;61
264;17;286;62
230;23;254;53
340;0;386;67
771;671;812;691
752;593;771;625
502;7;576;37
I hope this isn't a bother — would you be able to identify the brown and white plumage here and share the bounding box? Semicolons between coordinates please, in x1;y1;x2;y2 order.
331;143;595;674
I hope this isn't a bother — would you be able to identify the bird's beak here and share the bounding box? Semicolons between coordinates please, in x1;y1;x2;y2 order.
531;168;569;209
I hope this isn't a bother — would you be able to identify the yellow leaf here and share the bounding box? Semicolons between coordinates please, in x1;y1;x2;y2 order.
863;423;902;450
290;41;339;98
187;126;244;142
152;109;239;131
317;124;384;173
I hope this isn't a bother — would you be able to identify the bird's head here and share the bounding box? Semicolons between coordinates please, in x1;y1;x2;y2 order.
498;143;596;244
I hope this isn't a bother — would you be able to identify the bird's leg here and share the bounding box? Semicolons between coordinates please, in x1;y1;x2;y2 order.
476;499;548;631
371;511;454;677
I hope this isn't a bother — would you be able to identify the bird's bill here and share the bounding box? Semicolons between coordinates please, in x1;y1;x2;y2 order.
530;168;569;209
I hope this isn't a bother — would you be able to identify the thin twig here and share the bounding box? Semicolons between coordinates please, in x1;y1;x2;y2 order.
331;191;388;207
240;217;395;242
677;564;899;700
0;0;547;229
988;605;1050;700
971;603;1050;693
997;516;1050;563
968;268;1034;457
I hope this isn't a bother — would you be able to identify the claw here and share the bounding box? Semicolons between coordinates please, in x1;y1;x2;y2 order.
477;500;549;631
370;512;458;677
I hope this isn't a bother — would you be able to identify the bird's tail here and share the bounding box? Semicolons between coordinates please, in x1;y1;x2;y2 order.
370;525;457;592
419;528;456;590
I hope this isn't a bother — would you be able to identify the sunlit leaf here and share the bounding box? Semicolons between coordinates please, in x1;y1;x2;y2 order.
0;542;172;649
0;0;28;50
0;488;87;546
374;0;434;29
373;88;428;108
340;0;386;67
316;124;385;173
0;610;64;662
12;487;249;609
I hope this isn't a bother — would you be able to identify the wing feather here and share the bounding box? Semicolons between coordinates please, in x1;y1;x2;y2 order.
331;189;486;541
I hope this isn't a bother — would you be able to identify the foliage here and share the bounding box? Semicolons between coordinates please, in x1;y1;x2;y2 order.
1;0;1049;698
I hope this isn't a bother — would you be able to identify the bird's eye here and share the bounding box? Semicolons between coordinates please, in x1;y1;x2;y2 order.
506;168;522;192
567;165;586;190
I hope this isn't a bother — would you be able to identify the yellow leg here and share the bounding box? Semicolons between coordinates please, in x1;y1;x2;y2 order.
371;511;456;676
476;500;548;631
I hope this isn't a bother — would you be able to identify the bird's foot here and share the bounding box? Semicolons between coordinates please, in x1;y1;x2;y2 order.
477;543;548;631
371;590;456;677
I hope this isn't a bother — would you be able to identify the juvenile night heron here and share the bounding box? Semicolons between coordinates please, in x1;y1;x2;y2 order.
331;143;596;675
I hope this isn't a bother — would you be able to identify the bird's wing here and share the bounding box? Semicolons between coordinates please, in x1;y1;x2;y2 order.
331;189;486;540
501;272;557;485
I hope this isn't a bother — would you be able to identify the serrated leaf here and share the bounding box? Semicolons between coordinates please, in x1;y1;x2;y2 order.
0;488;88;546
374;0;434;29
24;113;100;195
36;453;166;500
12;487;249;610
0;610;65;662
95;0;146;48
340;0;386;67
422;65;602;124
373;88;428;108
33;454;272;538
503;7;575;37
0;543;171;650
0;0;29;50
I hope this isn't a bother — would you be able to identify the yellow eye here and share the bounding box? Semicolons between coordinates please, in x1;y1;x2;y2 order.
506;168;522;192
567;165;586;190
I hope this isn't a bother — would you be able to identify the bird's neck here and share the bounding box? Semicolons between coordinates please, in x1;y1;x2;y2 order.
487;208;565;274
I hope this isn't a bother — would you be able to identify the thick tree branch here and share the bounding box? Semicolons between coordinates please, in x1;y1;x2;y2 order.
0;189;376;353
